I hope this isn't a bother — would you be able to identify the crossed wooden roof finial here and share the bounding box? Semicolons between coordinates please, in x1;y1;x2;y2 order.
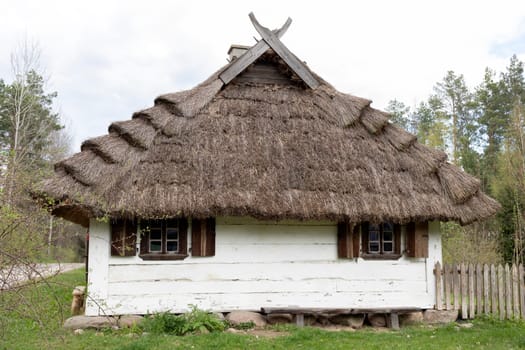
219;12;320;89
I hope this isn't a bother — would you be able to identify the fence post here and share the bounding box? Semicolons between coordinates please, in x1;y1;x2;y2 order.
505;263;512;319
461;263;468;319
444;264;452;310
498;264;505;319
454;264;461;311
483;264;489;314
513;264;519;318
435;262;443;310
468;263;475;318
491;264;498;316
518;264;525;318
476;264;483;316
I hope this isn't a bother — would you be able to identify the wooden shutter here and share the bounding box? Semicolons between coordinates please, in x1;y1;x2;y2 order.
179;218;189;255
361;222;369;255
406;222;429;258
394;224;401;254
192;218;215;257
337;222;360;258
110;219;137;256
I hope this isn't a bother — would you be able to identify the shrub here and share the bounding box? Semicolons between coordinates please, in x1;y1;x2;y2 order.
141;306;226;335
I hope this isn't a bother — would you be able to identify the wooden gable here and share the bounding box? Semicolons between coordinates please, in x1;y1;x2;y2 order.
219;12;319;89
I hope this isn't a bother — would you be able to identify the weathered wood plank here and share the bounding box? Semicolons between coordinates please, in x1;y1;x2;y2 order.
249;12;319;89
498;264;505;319
452;264;461;310
109;261;428;283
476;263;483;316
262;307;422;314
103;292;434;315
513;264;519;317
108;278;428;296
460;263;468;319
468;263;475;319
505;263;512;319
435;262;443;310
444;264;452;310
518;264;525;319
388;313;400;330
483;264;490;314
296;313;304;327
491;264;498;315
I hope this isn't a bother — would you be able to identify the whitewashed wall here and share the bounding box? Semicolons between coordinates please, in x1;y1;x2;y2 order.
86;217;441;316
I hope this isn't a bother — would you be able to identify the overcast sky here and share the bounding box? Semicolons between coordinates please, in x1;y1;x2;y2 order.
1;1;525;151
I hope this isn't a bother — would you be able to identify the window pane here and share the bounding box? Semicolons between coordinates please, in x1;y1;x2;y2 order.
369;242;380;252
369;231;379;242
150;241;161;252
166;241;178;253
384;242;393;252
383;231;393;241
150;229;162;240
369;224;380;231
383;222;393;231
166;228;178;240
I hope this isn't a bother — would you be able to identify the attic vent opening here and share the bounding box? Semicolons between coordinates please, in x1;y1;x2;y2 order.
228;45;250;61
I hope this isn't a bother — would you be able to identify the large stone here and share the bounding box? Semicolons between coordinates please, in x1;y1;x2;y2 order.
225;311;267;328
267;313;293;325
118;315;144;328
329;314;365;329
399;311;424;326
64;315;118;330
423;310;458;324
367;313;387;328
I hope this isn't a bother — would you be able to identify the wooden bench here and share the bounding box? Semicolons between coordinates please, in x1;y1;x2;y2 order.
261;307;422;330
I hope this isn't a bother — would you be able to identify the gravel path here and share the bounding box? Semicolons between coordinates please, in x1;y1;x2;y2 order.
1;263;84;290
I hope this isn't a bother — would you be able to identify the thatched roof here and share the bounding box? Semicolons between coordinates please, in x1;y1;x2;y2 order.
38;43;499;228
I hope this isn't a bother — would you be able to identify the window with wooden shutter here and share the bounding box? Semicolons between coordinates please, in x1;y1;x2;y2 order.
360;222;402;260
139;218;188;260
191;218;216;257
110;219;137;257
337;222;360;258
406;222;429;258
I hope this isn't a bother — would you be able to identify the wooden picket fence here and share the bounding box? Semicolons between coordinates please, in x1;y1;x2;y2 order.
434;262;525;319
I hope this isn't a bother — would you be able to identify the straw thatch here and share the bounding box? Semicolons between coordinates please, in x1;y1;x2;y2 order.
38;51;500;227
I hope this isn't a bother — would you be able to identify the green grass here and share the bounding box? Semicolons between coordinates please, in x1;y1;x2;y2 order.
2;269;525;350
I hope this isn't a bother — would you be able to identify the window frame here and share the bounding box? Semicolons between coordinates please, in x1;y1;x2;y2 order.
361;222;401;260
139;218;188;261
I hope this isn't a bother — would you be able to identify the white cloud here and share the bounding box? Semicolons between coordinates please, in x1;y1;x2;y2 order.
1;0;524;150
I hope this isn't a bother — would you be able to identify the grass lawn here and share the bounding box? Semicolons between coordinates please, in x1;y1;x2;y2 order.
2;268;525;350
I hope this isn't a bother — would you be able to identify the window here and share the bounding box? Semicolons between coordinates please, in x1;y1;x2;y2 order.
139;219;188;260
337;221;429;260
145;221;179;253
361;222;401;259
367;223;394;254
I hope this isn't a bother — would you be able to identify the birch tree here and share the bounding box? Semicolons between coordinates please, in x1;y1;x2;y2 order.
0;40;61;204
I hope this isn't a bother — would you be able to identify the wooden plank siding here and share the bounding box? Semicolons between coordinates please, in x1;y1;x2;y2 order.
85;218;441;316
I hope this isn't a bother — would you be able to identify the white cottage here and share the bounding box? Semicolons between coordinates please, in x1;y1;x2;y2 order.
39;14;499;317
